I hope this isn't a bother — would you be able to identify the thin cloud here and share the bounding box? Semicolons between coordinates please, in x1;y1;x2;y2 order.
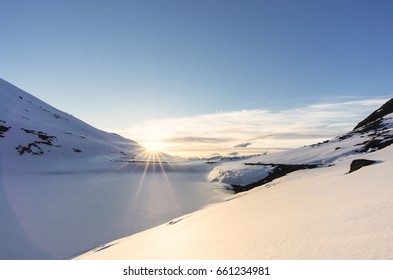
163;136;231;143
234;142;252;148
248;134;273;141
271;133;336;139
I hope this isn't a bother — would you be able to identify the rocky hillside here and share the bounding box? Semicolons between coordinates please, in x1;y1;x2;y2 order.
208;98;393;192
0;78;147;169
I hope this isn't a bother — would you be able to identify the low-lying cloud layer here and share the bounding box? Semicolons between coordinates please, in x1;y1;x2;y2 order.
119;98;389;157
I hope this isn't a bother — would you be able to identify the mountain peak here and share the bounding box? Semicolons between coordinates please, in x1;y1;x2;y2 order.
353;98;393;131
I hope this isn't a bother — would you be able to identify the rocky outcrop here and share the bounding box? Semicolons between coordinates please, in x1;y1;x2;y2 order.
231;163;322;193
349;159;377;173
0;125;10;137
347;98;393;153
353;98;393;132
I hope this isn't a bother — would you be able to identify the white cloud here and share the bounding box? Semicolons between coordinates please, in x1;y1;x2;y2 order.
116;97;389;157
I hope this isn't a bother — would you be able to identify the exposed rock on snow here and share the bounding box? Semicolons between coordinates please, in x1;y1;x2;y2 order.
0;121;11;138
15;128;61;155
348;159;377;173
231;163;322;193
351;98;393;152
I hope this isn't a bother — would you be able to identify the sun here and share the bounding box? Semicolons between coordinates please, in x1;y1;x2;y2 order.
142;140;167;153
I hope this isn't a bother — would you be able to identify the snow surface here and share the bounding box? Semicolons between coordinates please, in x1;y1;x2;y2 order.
77;144;393;260
208;161;275;186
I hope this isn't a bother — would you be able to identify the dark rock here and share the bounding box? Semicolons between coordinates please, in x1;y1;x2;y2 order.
231;163;322;193
37;133;51;141
21;128;36;134
349;159;377;173
73;148;82;153
16;143;43;155
0;125;10;133
0;124;11;137
21;128;59;144
17;128;61;155
358;136;393;153
338;133;353;140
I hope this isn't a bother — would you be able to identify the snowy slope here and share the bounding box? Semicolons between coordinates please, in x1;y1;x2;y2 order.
208;100;393;189
76;144;393;259
0;78;163;172
77;98;393;260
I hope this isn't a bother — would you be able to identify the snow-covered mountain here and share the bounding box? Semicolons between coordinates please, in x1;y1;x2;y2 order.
77;98;393;260
207;98;393;191
0;78;151;171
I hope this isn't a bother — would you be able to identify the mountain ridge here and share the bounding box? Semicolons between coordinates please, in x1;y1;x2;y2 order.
0;78;148;169
354;98;393;131
208;97;393;191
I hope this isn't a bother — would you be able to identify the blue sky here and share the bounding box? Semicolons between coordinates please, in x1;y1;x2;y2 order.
1;0;392;156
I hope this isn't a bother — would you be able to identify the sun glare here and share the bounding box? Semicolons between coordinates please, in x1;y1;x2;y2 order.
143;140;166;153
